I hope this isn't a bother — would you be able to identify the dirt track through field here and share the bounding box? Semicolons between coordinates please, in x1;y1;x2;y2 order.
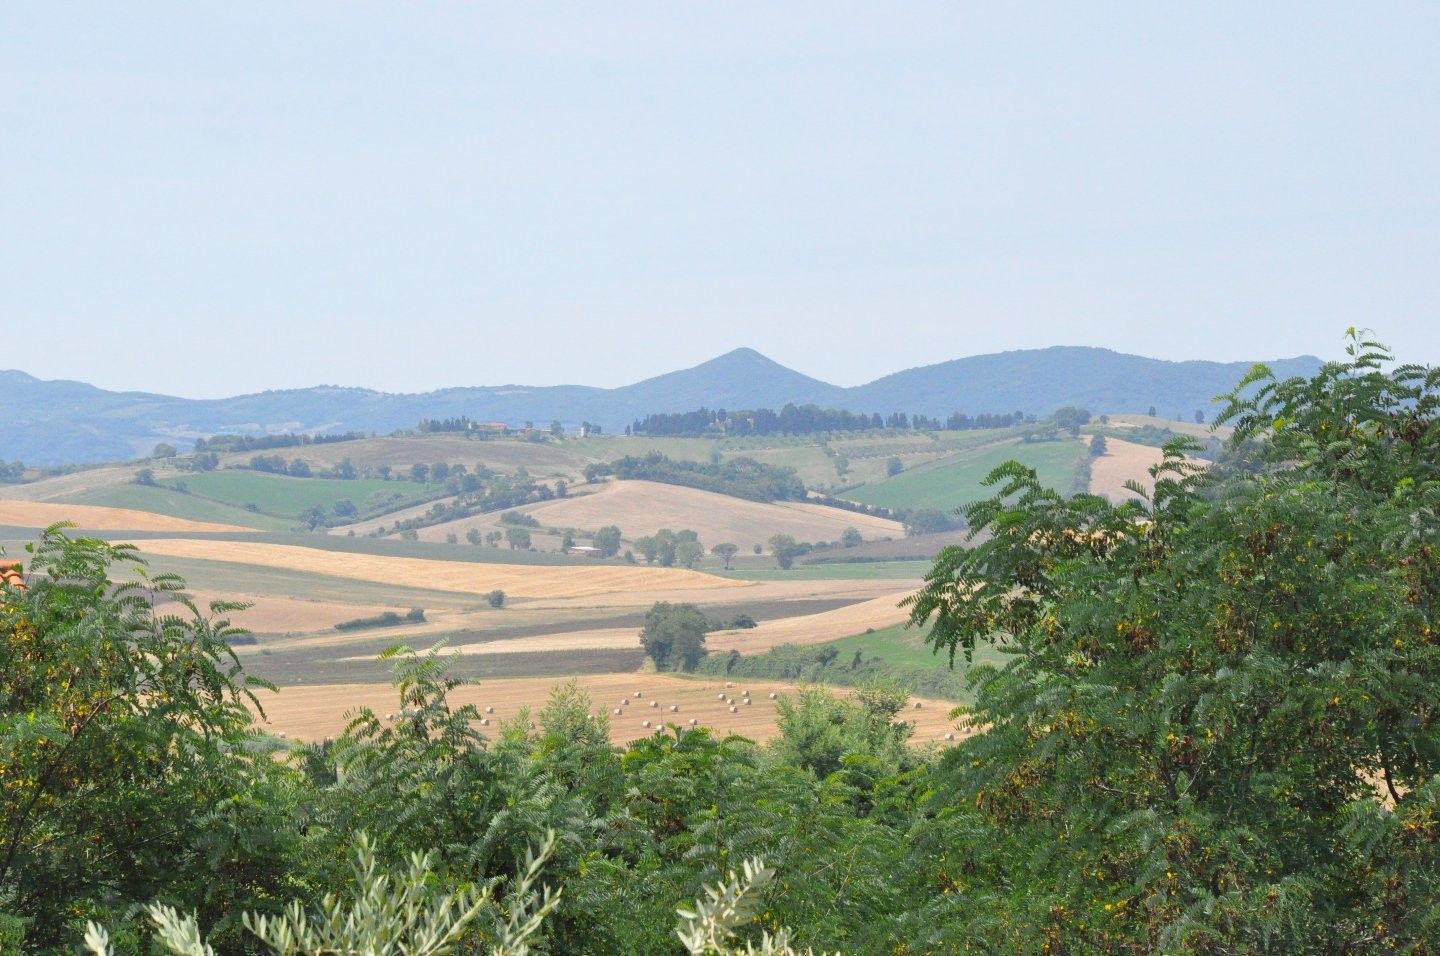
126;538;751;599
0;500;249;533
415;480;904;547
254;673;971;745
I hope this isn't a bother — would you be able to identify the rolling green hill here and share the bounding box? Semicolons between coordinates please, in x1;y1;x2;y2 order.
844;439;1087;513
155;472;443;522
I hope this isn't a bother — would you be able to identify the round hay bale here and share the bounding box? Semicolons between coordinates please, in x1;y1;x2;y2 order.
725;681;734;688
945;732;956;741
914;702;922;709
689;718;698;726
486;705;495;713
669;704;679;712
729;705;738;713
768;692;777;699
621;698;629;706
743;699;751;706
650;700;658;708
642;720;651;728
480;718;489;726
613;708;622;715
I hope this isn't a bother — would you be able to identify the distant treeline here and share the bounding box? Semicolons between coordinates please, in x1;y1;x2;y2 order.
611;452;805;502
0;461;24;483
693;641;969;700
334;608;426;632
194;431;366;454
418;416;496;434
631;404;1028;437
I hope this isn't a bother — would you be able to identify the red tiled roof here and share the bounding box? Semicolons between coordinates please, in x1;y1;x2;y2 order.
1;560;25;591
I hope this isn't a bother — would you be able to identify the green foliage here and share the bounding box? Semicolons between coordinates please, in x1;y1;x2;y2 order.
505;527;532;550
0;526;277;948
592;525;622;557
639;602;709;671
84;831;560;956
676;858;834;956
711;542;740;569
839;527;862;548
487;590;506;609
904;332;1440;949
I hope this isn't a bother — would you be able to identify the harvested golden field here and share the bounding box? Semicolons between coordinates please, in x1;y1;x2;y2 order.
0;499;248;533
254;673;971;745
126;539;750;600
189;593;408;635
1089;438;1208;502
708;591;914;653
417;480;903;547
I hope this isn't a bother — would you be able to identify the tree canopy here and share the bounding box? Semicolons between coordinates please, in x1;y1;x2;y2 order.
905;332;1440;949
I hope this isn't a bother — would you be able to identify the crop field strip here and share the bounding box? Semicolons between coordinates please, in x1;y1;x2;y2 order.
119;538;751;599
414;479;904;548
0;499;251;533
254;673;971;746
240;594;876;685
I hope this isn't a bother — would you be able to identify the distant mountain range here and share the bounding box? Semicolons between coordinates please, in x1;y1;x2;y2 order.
2;346;1322;466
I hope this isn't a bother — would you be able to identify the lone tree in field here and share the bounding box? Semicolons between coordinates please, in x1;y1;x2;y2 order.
840;527;863;548
885;456;904;477
1088;433;1107;457
905;331;1440;950
638;601;709;671
593;525;622;557
711;543;739;569
768;534;802;570
504;526;531;550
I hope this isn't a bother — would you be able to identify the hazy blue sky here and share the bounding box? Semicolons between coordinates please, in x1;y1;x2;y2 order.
3;3;1437;397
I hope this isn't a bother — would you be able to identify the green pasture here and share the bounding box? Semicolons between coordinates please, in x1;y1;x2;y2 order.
60;483;293;531
845;439;1086;512
157;471;441;521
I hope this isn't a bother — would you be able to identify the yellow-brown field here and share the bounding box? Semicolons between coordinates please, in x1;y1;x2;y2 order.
411;479;904;548
125;538;750;599
0;499;248;533
1089;438;1208;502
253;673;971;746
